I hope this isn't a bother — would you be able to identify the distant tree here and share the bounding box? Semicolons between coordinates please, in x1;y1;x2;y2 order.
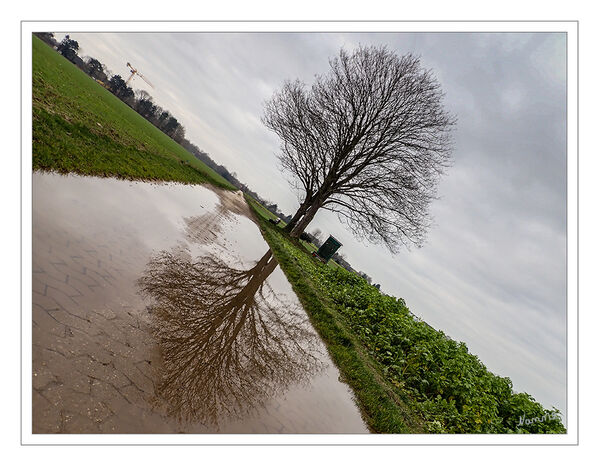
71;55;87;73
84;57;107;82
137;98;157;120
57;35;79;62
171;124;186;143
147;105;163;126
102;66;113;80
266;203;279;215
107;74;134;103
135;89;152;102
163;116;180;136
108;74;127;95
263;45;455;252
120;86;135;106
157;110;171;130
34;32;58;48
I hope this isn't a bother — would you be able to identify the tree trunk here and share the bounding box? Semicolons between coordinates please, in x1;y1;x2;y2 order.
283;197;312;233
289;200;321;238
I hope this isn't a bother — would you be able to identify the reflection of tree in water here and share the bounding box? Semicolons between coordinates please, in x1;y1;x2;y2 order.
137;248;322;426
183;206;228;245
183;189;253;245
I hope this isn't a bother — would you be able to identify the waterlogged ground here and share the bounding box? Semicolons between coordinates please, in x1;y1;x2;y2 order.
32;172;368;434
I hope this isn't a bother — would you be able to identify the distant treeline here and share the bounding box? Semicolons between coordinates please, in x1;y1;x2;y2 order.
34;33;275;203
34;32;375;285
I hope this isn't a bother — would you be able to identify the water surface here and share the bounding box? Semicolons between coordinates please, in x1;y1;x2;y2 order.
32;172;368;434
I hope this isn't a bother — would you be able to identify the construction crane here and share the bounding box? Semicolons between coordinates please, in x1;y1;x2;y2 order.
125;62;154;88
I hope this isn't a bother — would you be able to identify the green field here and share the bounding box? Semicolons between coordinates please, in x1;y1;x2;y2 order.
32;35;235;189
248;200;566;434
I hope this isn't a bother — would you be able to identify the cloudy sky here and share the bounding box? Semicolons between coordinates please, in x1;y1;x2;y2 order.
54;30;567;418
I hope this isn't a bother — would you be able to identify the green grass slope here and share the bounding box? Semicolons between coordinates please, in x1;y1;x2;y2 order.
32;35;235;189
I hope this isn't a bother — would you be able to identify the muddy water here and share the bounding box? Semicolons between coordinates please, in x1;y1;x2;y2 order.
32;172;368;434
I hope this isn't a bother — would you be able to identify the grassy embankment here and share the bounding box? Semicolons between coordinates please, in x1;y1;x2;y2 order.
32;35;235;189
247;197;427;433
247;196;566;434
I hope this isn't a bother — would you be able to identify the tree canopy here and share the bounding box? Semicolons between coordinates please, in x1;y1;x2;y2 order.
263;45;456;252
57;35;79;62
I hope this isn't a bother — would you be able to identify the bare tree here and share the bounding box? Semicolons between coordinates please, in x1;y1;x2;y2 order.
135;89;152;102
262;45;455;252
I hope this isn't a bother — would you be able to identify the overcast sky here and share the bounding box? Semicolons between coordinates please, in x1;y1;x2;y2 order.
54;31;567;418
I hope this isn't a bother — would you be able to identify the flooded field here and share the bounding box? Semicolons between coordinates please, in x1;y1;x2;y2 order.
32;172;368;434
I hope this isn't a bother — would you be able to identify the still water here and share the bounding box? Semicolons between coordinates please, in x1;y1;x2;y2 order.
32;172;368;434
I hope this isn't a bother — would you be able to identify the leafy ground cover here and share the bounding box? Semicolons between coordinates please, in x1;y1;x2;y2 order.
247;196;566;434
32;35;235;189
